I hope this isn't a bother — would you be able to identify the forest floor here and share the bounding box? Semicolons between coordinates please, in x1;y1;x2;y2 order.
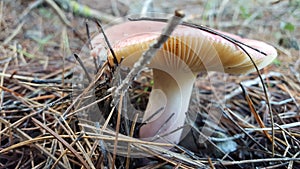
0;0;299;168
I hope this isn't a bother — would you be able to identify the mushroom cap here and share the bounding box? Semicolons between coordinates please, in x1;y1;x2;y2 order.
91;21;277;74
91;21;277;144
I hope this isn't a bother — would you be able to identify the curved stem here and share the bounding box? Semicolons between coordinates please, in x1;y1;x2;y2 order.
139;69;195;144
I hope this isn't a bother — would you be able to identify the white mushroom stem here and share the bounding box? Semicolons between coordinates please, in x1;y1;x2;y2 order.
139;68;196;144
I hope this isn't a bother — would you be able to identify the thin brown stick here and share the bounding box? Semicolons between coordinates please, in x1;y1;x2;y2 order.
223;108;273;154
62;62;108;118
0;134;173;154
134;144;196;169
240;83;273;142
31;118;92;169
218;157;300;166
112;92;123;167
50;133;83;169
125;113;139;169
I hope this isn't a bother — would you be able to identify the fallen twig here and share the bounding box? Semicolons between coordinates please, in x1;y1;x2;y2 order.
54;0;120;23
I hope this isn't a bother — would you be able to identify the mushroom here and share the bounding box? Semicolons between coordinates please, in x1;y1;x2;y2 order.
91;21;277;144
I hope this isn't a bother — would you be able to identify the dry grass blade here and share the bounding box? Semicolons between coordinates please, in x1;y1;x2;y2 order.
29;94;57;101
44;0;72;27
125;113;139;169
0;134;174;150
62;62;108;118
3;21;24;45
134;144;204;169
31;117;92;169
0;85;23;97
112;92;123;167
223;108;272;154
219;157;300;166
0;123;69;168
50;133;83;169
55;0;120;23
240;83;273;142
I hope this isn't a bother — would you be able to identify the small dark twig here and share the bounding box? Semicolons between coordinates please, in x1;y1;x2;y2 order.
137;106;165;130
85;21;98;71
152;112;175;140
222;108;273;155
95;20;118;68
73;53;92;83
